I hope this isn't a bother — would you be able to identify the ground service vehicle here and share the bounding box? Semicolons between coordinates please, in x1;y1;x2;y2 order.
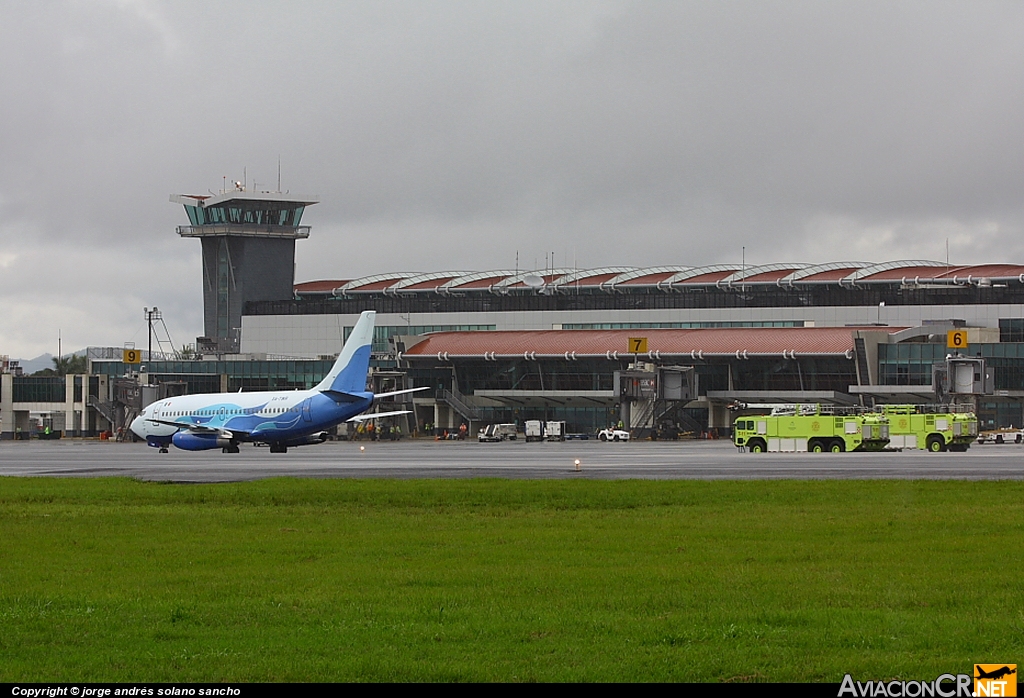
733;404;890;453
544;421;566;441
478;423;518;442
525;420;566;442
879;405;978;452
598;428;630;442
976;428;1024;445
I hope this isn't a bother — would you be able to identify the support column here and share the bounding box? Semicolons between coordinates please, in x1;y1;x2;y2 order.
1;373;12;440
708;402;731;432
65;374;75;437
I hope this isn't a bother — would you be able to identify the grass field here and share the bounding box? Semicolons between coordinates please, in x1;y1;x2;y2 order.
1;477;1022;682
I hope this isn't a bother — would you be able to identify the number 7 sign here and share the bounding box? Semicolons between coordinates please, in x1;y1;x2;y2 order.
628;337;648;354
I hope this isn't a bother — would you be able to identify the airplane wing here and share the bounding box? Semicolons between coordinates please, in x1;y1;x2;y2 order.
145;418;242;439
347;409;412;422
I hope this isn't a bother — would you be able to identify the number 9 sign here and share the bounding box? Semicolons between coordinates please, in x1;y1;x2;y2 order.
123;349;141;364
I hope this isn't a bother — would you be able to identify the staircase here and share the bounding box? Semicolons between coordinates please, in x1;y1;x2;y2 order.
438;387;482;422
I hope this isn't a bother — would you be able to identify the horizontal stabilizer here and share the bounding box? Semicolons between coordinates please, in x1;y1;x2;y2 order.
374;386;431;400
348;409;412;422
321;389;366;403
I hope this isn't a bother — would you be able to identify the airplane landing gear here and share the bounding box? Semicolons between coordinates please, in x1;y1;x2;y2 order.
159;447;169;453
269;443;288;453
222;445;241;453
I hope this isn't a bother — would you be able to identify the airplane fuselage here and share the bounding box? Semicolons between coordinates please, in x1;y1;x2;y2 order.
130;388;373;451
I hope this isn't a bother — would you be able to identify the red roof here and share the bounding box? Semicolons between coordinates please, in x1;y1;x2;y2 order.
859;266;964;281
403;326;906;358
294;280;347;293
741;269;801;283
935;264;1024;279
347;278;407;291
567;272;621;286
674;271;735;284
798;268;862;281
403;276;460;290
451;275;508;289
508;273;563;288
618;271;677;285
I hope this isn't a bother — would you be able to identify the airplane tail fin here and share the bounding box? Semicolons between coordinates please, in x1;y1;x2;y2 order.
315;311;375;395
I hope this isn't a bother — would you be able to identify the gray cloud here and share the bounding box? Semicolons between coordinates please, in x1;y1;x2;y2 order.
1;0;1022;357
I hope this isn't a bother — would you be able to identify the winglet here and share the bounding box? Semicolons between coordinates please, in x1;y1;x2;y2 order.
315;311;375;395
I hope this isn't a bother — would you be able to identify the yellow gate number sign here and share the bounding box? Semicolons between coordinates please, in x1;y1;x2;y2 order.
123;349;141;364
628;337;648;354
947;330;968;349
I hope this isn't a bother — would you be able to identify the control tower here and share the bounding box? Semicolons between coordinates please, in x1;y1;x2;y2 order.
172;185;318;353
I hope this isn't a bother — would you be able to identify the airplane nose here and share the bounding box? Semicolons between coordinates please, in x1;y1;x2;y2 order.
129;416;144;437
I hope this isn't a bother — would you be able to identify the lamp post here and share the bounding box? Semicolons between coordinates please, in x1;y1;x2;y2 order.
144;307;161;360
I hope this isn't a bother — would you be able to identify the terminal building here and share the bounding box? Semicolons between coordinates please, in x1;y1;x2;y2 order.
5;185;1024;439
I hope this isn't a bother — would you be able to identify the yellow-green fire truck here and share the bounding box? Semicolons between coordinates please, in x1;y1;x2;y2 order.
878;405;978;452
733;404;890;453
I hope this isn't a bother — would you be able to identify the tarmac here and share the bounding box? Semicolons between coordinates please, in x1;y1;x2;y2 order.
1;437;1023;482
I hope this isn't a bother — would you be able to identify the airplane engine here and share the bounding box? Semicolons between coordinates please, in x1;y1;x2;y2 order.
172;432;233;451
283;432;329;447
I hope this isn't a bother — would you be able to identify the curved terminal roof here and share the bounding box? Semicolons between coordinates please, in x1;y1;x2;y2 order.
402;326;908;360
717;263;805;286
295;261;1024;296
389;271;472;293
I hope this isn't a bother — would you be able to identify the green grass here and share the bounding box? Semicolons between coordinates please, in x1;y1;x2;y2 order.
1;477;1022;681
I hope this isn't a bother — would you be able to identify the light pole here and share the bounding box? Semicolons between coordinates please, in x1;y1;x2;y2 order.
144;307;161;360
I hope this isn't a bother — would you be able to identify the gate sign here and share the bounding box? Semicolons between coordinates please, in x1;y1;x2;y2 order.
123;349;141;364
628;337;648;354
947;330;968;350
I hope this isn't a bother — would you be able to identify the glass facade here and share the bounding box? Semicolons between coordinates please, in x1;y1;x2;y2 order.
732;357;857;392
448;359;616;393
92;359;336;392
418;356;857;398
877;343;948;385
999;319;1024;342
185;203;305;228
343;325;497;353
12;377;65;402
247;284;1024;316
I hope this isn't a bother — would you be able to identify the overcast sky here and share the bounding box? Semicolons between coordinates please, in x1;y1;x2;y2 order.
2;0;1023;359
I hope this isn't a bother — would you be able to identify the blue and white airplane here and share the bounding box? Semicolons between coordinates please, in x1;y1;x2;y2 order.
130;311;420;453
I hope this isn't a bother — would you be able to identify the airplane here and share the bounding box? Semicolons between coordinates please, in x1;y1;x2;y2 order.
129;310;424;453
975;666;1017;681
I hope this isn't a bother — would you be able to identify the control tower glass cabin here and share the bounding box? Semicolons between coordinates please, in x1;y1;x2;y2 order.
172;188;318;353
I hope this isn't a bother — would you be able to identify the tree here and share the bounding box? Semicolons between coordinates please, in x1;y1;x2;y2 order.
50;354;88;376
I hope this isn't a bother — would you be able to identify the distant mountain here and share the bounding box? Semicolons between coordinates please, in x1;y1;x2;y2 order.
15;350;87;375
17;353;54;375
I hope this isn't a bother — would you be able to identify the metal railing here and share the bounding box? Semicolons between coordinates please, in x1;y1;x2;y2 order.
439;388;482;421
177;224;310;239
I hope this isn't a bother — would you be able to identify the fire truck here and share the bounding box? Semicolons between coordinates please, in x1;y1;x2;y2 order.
877;405;978;452
733;404;890;453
